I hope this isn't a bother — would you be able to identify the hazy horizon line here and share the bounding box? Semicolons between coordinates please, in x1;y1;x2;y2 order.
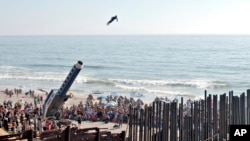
1;33;250;37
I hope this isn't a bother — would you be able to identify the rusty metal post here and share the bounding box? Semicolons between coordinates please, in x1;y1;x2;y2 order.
27;130;33;141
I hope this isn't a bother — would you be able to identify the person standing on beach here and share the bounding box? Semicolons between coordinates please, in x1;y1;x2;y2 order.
38;118;43;133
117;112;123;128
0;113;2;128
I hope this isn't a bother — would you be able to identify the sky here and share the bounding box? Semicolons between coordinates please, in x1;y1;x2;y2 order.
0;0;250;35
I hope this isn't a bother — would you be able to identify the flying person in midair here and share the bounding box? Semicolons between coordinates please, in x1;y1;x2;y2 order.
106;15;118;26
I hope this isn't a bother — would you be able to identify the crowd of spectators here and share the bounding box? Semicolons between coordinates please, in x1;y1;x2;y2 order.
0;90;145;134
1;88;195;134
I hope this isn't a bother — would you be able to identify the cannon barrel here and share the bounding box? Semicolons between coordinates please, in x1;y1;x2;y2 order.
43;61;83;118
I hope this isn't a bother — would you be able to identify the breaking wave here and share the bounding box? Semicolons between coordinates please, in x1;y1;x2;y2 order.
110;78;229;89
0;71;87;83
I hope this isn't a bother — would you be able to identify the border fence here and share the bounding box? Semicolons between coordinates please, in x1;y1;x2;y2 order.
128;89;250;141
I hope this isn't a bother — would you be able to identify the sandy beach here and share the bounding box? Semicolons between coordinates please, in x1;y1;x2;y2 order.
0;89;128;134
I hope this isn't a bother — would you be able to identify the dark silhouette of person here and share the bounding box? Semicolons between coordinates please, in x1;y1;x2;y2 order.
106;15;118;26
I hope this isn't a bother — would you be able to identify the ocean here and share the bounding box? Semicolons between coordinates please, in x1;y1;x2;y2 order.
1;35;250;103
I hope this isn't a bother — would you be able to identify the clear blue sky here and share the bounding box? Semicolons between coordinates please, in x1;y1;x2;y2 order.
0;0;250;35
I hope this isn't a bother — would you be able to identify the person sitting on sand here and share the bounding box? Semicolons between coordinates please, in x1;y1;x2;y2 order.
103;113;110;124
91;113;97;122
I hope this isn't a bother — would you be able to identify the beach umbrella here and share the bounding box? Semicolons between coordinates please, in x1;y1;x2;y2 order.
106;101;117;107
97;96;107;100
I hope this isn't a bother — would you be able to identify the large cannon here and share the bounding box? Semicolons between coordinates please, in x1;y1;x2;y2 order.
43;61;83;119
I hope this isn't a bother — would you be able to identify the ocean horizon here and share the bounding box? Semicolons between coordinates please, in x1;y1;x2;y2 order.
1;35;250;103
